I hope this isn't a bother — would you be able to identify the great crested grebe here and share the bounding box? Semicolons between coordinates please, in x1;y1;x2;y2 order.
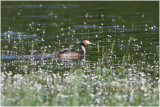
57;39;95;59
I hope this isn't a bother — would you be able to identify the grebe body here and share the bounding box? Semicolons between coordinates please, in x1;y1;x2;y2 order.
57;39;95;59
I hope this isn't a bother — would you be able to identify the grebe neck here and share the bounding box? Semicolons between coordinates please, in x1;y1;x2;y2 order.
81;45;86;55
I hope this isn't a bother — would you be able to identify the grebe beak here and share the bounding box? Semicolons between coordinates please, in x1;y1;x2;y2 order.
89;41;96;45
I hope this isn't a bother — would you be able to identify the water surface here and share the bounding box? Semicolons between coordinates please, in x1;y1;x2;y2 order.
1;1;159;106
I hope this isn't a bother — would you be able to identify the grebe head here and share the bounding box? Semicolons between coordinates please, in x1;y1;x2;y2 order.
69;44;74;49
81;39;96;46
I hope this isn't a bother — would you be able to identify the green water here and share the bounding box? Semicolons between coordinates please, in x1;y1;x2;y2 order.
1;1;159;106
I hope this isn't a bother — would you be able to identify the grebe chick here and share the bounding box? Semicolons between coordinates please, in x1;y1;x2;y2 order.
57;39;95;59
58;44;74;53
